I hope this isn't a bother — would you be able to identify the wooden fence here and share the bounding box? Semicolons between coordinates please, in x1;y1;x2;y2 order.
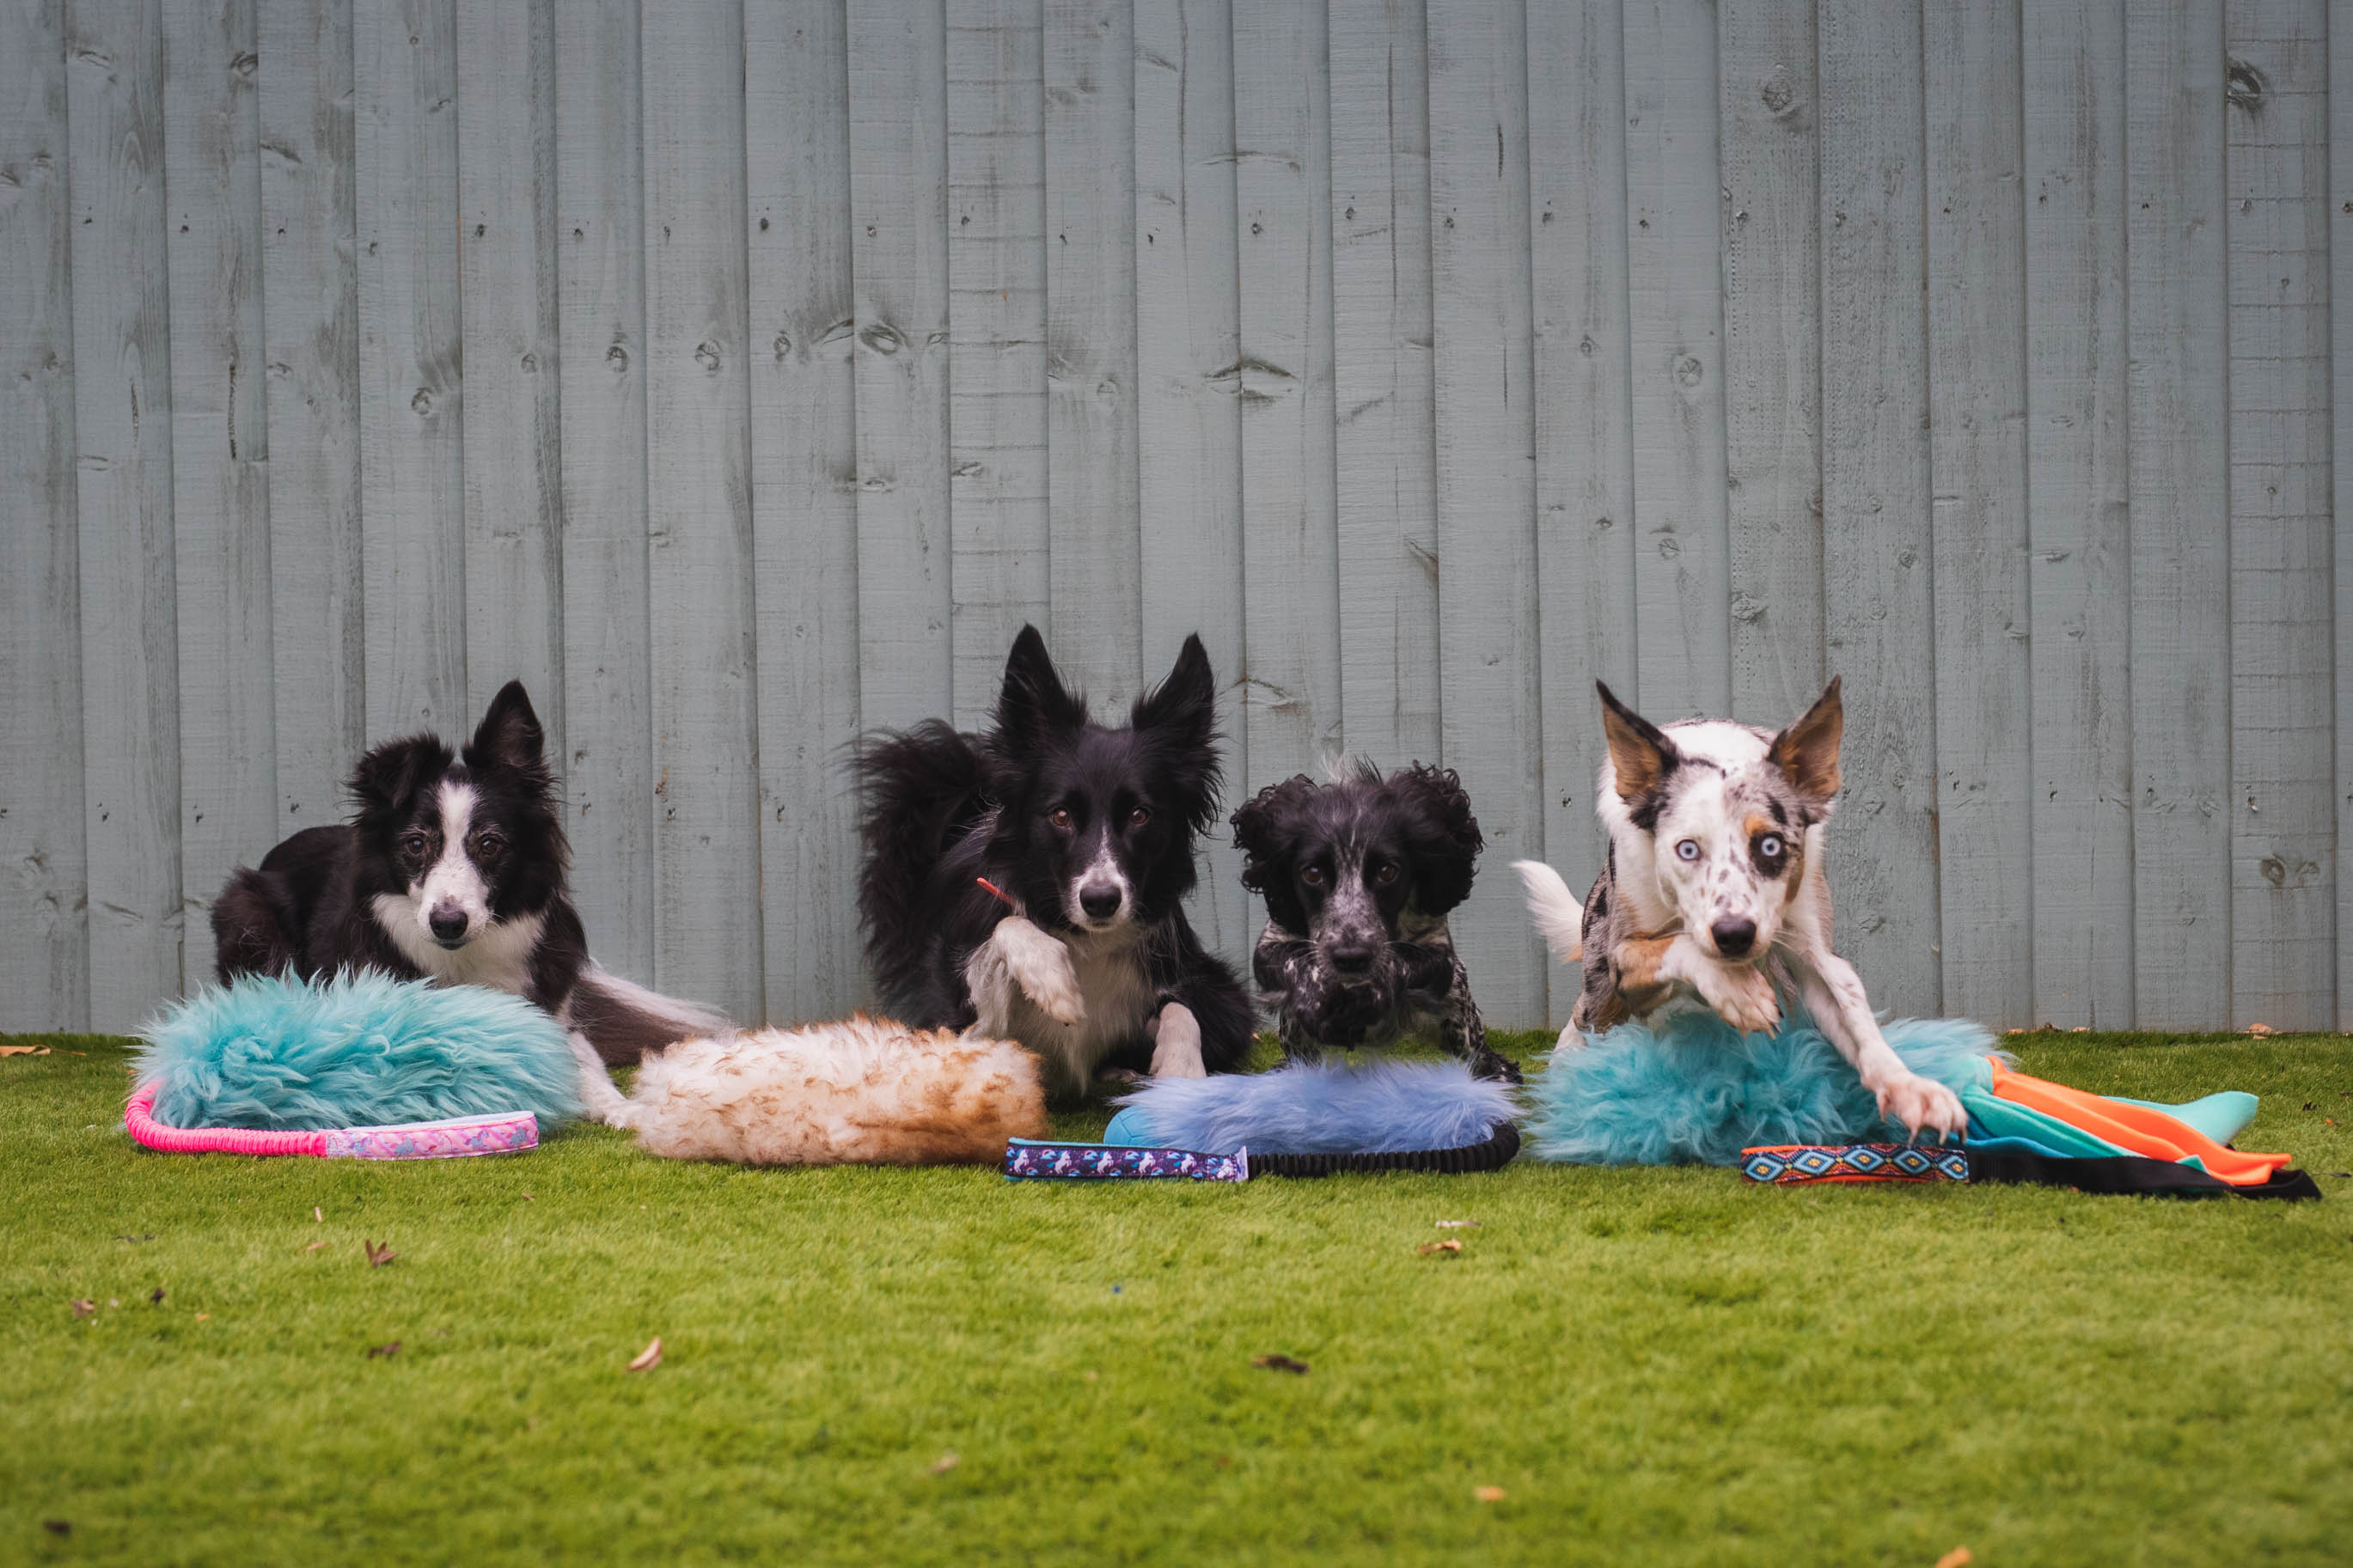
3;0;2348;1035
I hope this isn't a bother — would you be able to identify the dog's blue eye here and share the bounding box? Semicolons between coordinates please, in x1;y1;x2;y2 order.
1675;839;1700;862
1757;835;1783;859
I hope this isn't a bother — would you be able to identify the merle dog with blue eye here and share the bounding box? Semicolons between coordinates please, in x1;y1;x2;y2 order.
1231;765;1519;1083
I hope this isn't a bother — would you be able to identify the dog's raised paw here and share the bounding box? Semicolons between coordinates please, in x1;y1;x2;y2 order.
1699;963;1781;1036
1017;945;1085;1026
1879;1073;1968;1142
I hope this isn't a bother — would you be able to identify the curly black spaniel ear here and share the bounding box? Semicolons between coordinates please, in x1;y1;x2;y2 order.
1391;764;1482;917
1231;774;1322;933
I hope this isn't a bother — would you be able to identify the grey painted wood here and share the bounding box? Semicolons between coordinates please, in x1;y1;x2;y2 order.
456;0;564;749
1526;0;1635;1026
1329;0;1439;770
1924;0;2032;1025
1716;0;1823;726
163;0;276;985
2023;0;2134;1028
553;0;652;979
2223;0;2332;1030
2335;0;2353;1032
847;0;954;732
1133;0;1248;961
1427;0;1543;1024
69;0;186;1031
641;0;762;1019
1817;0;1940;1014
748;0;865;1021
1235;0;1343;809
0;0;91;1030
257;0;364;837
1042;0;1140;688
354;0;465;736
946;0;1048;730
1621;0;1728;722
2125;0;2231;1029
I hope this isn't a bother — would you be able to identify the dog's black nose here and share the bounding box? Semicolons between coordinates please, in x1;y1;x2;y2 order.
428;906;469;944
1079;884;1121;920
1329;938;1378;974
1710;918;1757;958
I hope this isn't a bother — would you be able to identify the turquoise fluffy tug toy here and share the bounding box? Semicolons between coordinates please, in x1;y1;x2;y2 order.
127;973;584;1159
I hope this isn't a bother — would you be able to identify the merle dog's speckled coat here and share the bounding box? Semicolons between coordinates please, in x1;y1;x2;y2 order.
1232;764;1518;1083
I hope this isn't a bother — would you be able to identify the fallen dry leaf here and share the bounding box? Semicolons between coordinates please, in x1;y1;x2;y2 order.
364;1240;397;1269
0;1044;51;1056
2247;1022;2277;1036
1474;1486;1507;1504
1252;1354;1309;1375
1434;1219;1481;1229
521;1193;535;1201
929;1451;961;1475
627;1337;663;1372
367;1341;400;1359
194;1313;211;1321
314;1206;323;1223
148;1287;163;1305
107;1298;119;1309
70;1299;94;1319
304;1240;328;1253
1934;1550;1972;1568
1417;1239;1464;1257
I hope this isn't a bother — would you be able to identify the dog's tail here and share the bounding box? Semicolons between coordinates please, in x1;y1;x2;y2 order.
1512;859;1584;967
854;720;991;1005
565;963;733;1066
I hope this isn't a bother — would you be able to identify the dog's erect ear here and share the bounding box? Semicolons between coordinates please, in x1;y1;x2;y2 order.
1598;682;1678;802
993;625;1087;746
1766;676;1843;805
1132;632;1215;743
1395;764;1482;916
466;680;547;777
1232;774;1318;932
349;736;452;820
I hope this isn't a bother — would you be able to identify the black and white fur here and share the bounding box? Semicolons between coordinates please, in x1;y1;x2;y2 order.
210;681;728;1089
856;625;1256;1101
1513;679;1966;1141
1232;764;1517;1083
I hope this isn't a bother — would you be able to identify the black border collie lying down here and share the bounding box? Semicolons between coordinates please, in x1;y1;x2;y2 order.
1231;765;1519;1083
210;681;728;1072
856;625;1256;1100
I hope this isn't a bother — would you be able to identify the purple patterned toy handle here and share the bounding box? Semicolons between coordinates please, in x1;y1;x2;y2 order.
322;1111;539;1160
1005;1138;1249;1182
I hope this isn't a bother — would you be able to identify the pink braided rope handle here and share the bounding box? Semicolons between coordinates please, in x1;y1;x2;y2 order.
124;1083;537;1159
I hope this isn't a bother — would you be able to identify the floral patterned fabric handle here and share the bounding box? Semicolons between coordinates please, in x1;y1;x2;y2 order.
1004;1138;1249;1182
125;1083;538;1160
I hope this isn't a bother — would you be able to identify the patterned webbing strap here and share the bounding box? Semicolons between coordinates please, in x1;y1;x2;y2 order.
1005;1138;1249;1183
125;1083;540;1161
1740;1143;1970;1186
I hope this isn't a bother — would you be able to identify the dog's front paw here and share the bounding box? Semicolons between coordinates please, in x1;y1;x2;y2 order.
1696;961;1780;1036
996;921;1085;1026
1876;1072;1967;1143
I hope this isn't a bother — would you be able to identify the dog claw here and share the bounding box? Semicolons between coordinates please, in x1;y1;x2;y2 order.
1876;1074;1968;1141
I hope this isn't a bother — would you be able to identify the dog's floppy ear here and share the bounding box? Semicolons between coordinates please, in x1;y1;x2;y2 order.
993;625;1087;747
1395;764;1482;916
1767;676;1843;808
1232;774;1319;932
349;735;452;821
465;680;548;782
1598;681;1678;802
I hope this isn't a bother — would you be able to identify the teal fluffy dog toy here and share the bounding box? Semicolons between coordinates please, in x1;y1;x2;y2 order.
127;973;584;1159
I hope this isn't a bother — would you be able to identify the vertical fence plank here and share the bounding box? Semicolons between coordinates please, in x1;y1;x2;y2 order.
1427;0;1542;1023
749;0;863;1021
1718;0;1822;725
1236;0;1343;799
1817;0;1938;1012
1134;0;1248;959
1527;0;1635;1022
0;0;90;1030
1330;0;1439;769
1925;0;2031;1025
2024;0;2134;1028
355;0;464;735
642;0;762;1018
2335;0;2353;1031
258;0;364;833
1622;0;1728;720
457;0;563;743
164;0;275;987
847;0;953;731
2224;0;2332;1030
946;0;1048;729
554;0;652;977
69;0;184;1028
1043;0;1140;688
2126;0;2229;1028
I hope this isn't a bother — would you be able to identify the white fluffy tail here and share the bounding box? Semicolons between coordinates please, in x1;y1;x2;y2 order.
1512;859;1584;967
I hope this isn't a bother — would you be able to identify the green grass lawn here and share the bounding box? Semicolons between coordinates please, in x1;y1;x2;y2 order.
6;1028;2352;1565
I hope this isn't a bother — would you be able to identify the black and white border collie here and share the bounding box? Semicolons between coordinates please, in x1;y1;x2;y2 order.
1513;678;1966;1140
1232;763;1517;1082
855;625;1256;1100
211;680;727;1071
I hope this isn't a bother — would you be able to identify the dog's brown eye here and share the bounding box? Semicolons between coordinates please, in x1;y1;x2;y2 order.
1300;865;1327;888
1048;808;1073;830
400;833;430;857
474;833;505;859
1128;806;1151;829
1373;862;1400;887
